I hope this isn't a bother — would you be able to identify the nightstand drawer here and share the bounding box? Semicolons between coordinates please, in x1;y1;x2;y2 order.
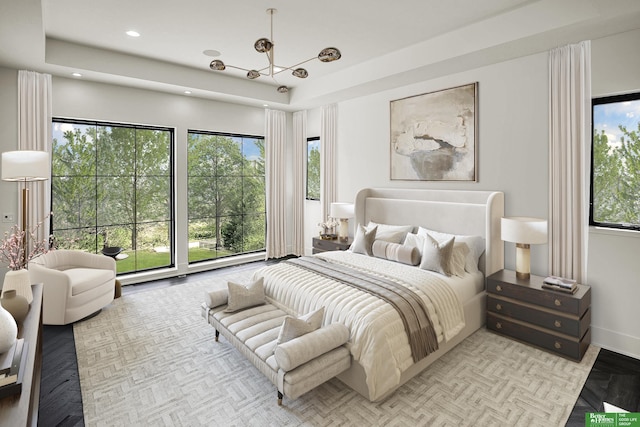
487;277;589;316
487;313;590;361
312;237;352;252
487;295;591;338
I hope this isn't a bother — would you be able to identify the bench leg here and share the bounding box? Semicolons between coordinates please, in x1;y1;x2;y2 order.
277;391;283;406
215;330;219;342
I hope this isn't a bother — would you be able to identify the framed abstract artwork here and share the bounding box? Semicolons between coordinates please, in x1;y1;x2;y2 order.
390;82;478;181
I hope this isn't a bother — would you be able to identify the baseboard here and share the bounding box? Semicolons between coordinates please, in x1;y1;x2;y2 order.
591;325;640;360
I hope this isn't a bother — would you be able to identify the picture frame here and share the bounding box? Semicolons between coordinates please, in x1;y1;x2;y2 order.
390;82;478;181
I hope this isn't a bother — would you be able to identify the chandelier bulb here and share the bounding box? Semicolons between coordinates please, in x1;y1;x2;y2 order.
254;38;273;53
209;60;226;71
292;68;308;78
318;47;342;63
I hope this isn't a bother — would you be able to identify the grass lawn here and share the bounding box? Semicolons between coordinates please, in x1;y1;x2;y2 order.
116;248;236;273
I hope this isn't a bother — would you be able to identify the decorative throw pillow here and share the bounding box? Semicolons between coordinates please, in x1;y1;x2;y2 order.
276;306;325;344
419;234;455;276
372;239;420;266
366;221;414;244
350;224;377;256
403;232;426;255
224;277;266;312
418;227;485;273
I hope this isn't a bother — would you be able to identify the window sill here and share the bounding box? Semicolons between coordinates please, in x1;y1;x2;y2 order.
589;226;640;239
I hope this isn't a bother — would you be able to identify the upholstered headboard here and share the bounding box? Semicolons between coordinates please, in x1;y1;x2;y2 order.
354;188;504;276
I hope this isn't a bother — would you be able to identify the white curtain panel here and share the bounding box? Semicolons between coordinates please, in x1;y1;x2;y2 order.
264;109;287;259
291;111;307;256
548;41;591;282
17;70;52;243
320;104;337;221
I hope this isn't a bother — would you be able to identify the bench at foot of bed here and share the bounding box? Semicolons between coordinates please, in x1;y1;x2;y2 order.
201;297;351;406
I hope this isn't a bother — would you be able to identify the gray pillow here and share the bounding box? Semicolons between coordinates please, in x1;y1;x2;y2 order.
419;234;455;276
276;306;325;344
224;277;265;312
351;224;377;256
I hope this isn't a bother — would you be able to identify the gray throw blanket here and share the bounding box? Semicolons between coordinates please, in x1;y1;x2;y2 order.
286;256;438;362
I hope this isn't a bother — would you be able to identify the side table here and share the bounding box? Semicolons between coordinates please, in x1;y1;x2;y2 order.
486;270;591;361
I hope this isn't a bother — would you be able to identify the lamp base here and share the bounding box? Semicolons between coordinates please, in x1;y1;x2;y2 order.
515;243;531;280
338;219;349;242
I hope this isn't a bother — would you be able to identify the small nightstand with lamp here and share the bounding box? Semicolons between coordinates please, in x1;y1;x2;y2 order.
330;202;354;242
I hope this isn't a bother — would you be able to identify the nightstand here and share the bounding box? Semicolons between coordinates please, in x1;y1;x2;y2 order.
486;269;591;361
312;236;353;254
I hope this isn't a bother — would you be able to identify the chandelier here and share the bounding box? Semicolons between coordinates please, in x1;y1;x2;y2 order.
209;8;341;93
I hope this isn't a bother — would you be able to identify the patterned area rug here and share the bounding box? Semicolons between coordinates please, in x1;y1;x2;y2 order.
74;269;598;426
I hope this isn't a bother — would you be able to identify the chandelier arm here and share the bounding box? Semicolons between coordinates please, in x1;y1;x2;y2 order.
274;56;317;72
224;64;255;73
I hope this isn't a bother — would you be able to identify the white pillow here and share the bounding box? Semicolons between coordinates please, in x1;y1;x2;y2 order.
366;221;413;244
276;306;325;344
350;224;377;256
418;227;485;273
419;234;455;276
450;242;470;277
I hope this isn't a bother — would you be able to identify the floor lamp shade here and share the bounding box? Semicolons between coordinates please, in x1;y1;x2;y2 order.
330;202;354;242
501;217;547;280
1;150;50;182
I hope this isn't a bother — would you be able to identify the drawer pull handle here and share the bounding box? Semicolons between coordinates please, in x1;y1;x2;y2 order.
495;322;502;330
554;341;562;349
496;285;502;292
495;304;502;311
554;299;562;306
554;320;562;328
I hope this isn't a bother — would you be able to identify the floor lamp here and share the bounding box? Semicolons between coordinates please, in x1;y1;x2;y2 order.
1;150;50;268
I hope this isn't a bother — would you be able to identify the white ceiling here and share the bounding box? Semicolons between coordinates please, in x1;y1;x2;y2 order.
1;0;640;110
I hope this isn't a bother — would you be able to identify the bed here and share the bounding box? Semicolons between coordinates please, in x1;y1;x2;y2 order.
254;188;504;401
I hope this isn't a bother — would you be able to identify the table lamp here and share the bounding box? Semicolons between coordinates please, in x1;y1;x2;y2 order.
501;217;547;280
330;202;354;242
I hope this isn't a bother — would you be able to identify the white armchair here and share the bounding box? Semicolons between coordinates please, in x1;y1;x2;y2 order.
28;250;116;325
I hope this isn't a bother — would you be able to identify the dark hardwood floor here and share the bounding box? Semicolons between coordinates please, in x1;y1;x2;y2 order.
566;349;640;426
37;259;640;426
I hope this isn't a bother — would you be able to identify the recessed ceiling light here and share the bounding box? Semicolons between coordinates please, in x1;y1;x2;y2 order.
203;49;221;57
126;30;140;37
72;72;82;77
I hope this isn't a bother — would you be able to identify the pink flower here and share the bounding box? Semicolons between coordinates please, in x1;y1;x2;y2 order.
0;220;50;271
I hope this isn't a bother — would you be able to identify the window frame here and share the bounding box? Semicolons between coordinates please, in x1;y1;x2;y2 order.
306;136;320;201
50;117;176;274
186;129;266;264
590;91;640;231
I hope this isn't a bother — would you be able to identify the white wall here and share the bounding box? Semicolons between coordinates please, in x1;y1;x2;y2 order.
588;29;640;359
0;68;19;240
306;52;550;274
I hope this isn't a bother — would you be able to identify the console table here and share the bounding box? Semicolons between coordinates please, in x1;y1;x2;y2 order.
0;284;43;427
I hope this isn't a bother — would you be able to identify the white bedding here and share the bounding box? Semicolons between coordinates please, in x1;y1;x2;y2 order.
254;250;482;401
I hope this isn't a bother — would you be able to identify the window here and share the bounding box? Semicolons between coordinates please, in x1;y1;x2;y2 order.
187;131;265;263
306;137;320;200
51;119;174;274
591;92;640;230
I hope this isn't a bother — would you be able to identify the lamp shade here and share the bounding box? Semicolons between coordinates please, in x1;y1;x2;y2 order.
330;202;354;219
1;150;50;181
501;217;547;244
